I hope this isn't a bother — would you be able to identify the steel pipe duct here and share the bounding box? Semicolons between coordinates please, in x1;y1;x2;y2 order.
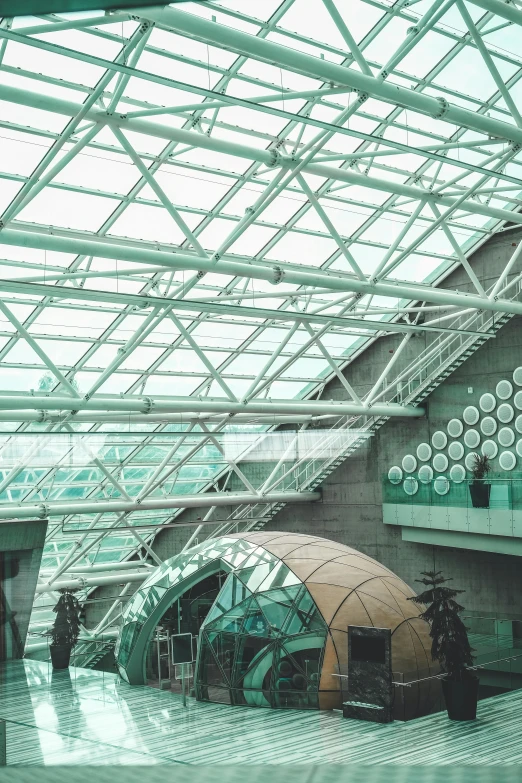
35;570;151;593
0;489;320;520
0;393;423;418
1;226;521;316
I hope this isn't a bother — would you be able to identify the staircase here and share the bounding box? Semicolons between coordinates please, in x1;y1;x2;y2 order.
221;280;522;535
70;637;116;669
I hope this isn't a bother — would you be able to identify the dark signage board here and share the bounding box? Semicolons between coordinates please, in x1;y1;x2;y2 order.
171;632;194;665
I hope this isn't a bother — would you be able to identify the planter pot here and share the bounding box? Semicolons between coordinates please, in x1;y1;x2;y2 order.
469;482;491;509
442;675;479;720
50;644;71;670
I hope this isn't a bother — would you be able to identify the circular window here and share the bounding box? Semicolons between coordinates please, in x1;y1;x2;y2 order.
434;476;450;495
418;465;433;484
499;451;516;471
416;443;432;462
388;466;403;484
447;419;463;438
517;440;522;458
497;403;514;423
464;429;480;449
514;391;522;410
433;453;448;473
480;393;496;413
465;452;478;471
496;380;513;400
432;431;447;450
513;367;522;387
403;477;419;496
516;415;522;434
480;416;497;437
450;464;466;483
482;439;498;459
402;454;417;473
498;427;515;448
448;441;464;461
463;406;479;426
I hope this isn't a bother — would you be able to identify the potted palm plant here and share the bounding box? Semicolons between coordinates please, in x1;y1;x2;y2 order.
408;571;478;720
48;589;81;670
468;452;491;508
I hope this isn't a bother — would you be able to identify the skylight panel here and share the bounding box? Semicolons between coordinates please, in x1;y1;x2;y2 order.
265;231;339;266
3;37;106;87
17;187;117;232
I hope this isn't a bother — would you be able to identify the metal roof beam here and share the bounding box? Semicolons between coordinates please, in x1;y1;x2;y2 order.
0;393;423;418
0;489;320;521
138;5;522;147
1;227;521;316
0;84;520;227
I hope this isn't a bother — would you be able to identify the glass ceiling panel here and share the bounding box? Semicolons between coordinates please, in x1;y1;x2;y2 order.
0;0;520;640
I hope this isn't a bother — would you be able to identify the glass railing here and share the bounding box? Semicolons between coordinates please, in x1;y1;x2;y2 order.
383;475;522;510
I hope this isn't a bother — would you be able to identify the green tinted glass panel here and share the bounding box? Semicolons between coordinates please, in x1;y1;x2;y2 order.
257;561;300;592
283;590;327;635
203;574;252;627
116;621;143;665
257;588;300;631
236;562;278;592
206;596;253;633
242;599;275;638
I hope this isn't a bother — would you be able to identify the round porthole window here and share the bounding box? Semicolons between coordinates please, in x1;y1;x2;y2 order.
498;427;515;448
497;403;514;424
513;367;522;387
403;477;419;496
448;441;464;461
464;429;480;449
433;453;448;473
434;476;450;495
480;416;497;437
499;451;516;471
450;464;466;483
416;443;432;462
481;440;498;459
496;380;513;400
463;406;479;426
480;393;496;413
432;431;447;450
465;452;478;471
418;465;433;484
447;419;463;438
402;454;417;473
388;466;403;484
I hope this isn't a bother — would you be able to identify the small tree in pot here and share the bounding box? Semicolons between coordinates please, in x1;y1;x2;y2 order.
408;571;479;721
469;452;491;508
48;589;81;670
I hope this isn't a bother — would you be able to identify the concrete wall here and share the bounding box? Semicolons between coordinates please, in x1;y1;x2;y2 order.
265;227;522;616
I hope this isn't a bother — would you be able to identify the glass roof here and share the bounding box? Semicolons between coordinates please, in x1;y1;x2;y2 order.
1;0;522;636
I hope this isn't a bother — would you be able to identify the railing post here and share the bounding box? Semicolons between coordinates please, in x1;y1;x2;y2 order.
0;719;6;766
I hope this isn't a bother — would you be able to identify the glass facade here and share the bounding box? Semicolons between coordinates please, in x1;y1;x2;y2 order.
197;578;327;709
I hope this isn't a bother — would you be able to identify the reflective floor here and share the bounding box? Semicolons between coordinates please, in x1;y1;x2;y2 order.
1;660;521;765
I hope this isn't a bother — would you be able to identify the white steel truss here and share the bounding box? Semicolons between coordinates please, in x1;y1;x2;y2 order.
1;0;522;643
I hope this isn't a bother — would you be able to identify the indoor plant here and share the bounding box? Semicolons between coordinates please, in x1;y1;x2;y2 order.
408;571;479;720
469;452;491;508
48;589;81;670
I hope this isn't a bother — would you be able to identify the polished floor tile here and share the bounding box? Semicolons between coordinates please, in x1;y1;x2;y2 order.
0;660;521;765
